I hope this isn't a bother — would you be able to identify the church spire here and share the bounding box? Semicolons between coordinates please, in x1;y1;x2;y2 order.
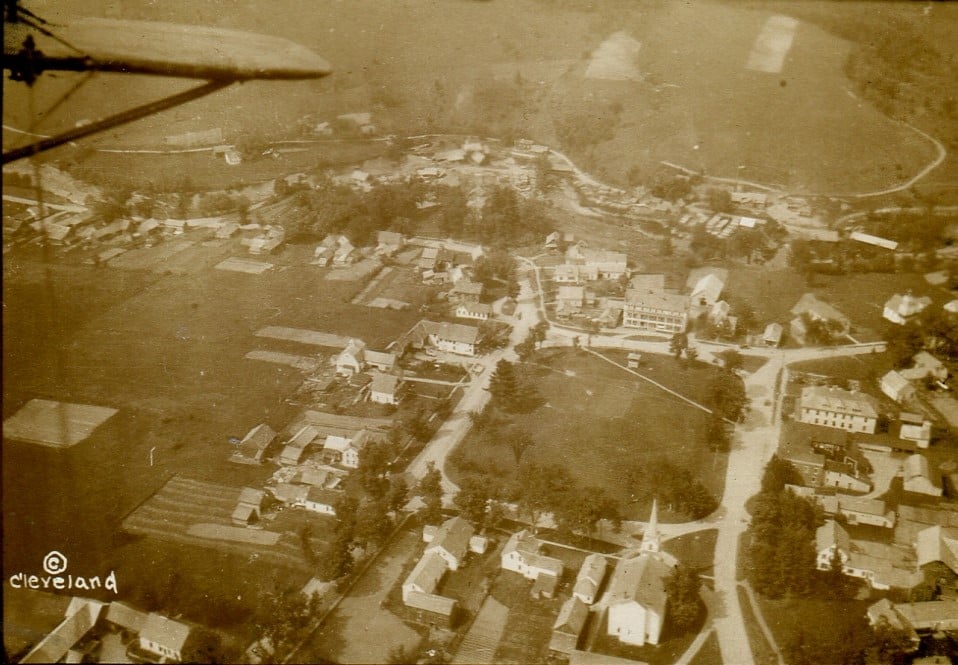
641;498;661;553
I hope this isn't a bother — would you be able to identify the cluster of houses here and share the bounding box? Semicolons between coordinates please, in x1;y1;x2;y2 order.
401;517;489;623
20;597;198;664
226;411;394;524
778;372;958;598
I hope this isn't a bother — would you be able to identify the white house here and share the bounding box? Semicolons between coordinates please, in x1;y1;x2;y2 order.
431;322;480;357
422;516;486;571
336;339;367;376
763;322;784;347
501;530;563;583
883;293;932;326
798;386;879;434
369;371;402;405
573;554;608;605
323;430;371;469
904;454;943;497
881;370;916;403
899;351;948;383
139;613;192;663
304;487;339;515
602;550;672;646
455;302;492;321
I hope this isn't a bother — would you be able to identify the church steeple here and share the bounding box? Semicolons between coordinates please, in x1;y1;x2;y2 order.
641;498;661;553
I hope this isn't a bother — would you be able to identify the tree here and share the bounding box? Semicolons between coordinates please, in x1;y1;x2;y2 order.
386;475;409;514
670;332;688;360
387;644;418;665
665;565;702;633
508;426;534;465
256;589;322;662
721;349;744;373
685;345;699;364
866;618;918;664
354;498;394;549
487;359;519;408
707;187;733;213
454;476;492;524
417;462;444;525
761;456;803;494
531;320;549;348
708;372;748;422
706;412;731;452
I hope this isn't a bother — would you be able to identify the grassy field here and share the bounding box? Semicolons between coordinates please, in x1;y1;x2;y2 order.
688;630;722;665
755;596;874;664
3;0;938;195
448;348;728;521
737;586;779;665
1;234;421;622
727;267;943;343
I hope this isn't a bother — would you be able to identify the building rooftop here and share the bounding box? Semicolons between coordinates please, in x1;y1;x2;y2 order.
800;385;878;419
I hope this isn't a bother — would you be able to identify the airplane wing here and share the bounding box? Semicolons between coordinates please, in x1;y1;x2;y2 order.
4;17;332;80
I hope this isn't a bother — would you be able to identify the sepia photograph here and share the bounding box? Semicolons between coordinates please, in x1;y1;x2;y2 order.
3;1;958;663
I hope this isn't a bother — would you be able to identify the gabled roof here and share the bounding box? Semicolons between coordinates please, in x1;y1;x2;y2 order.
140;613;191;652
763;322;783;343
238;487;265;507
427;516;475;563
502;530;564;576
884;293;931;318
452;280;483;296
553;596;589;634
232;503;256;523
370;371;400;395
629;274;667;291
816;520;850;553
305;486;341;507
603;551;671;616
574;554;607;600
432;321;480;345
790;293;849;327
269;482;309;504
690;273;725;304
242;423;277;451
287;424;321;449
106;601;147;633
405;552;447;595
881;370;912;395
904;454;941;488
900;351;947;381
625;289;689;313
365;349;396;367
800;386;878;419
915;525;958;571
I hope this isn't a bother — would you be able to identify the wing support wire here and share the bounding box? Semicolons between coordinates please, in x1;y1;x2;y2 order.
2;79;233;164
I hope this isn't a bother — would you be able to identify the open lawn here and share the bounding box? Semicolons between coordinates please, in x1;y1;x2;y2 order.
4;0;937;195
737;586;778;665
688;631;722;665
663;529;718;574
727;267;940;343
450;348;728;521
788;352;895;383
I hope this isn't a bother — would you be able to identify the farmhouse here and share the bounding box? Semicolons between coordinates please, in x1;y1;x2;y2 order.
450;279;484;304
687;268;728;309
406;320;482;357
422;516;487;571
139;612;193;662
881;370;916;404
501;530;563;598
899;414;932;449
554;264;599;284
900;351;949;383
819;496;895;529
566;245;628;279
903;454;943;497
455;302;492;321
798;385;879;433
815;520;921;591
323;430;372;469
623;290;689;333
883;293;932;326
230;423;277;465
303;487;339;515
369;371;402;405
550;596;590;655
232;487;267;526
336;339;367;376
573;553;608;605
789;293;850;344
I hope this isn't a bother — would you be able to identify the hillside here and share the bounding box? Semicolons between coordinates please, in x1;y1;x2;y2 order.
2;0;947;195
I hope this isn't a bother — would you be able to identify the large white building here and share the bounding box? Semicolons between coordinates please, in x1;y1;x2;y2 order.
798;386;879;434
623;290;689;333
